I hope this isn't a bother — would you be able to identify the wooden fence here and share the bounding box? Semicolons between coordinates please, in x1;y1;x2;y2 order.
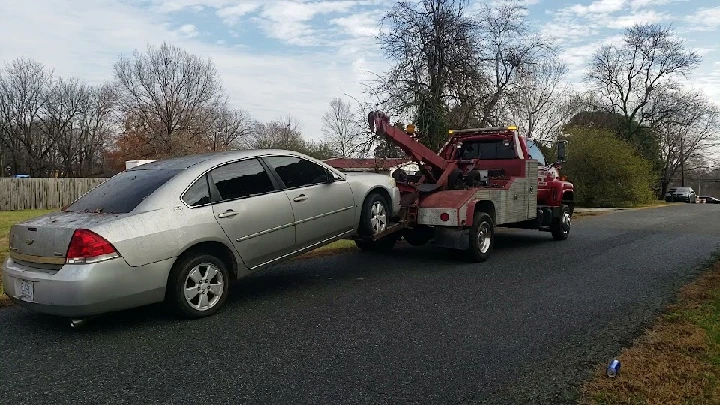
0;178;109;211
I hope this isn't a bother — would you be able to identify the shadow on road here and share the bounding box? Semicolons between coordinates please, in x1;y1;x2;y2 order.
6;229;554;333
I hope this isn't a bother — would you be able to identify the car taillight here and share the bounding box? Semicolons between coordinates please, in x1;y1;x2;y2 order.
66;229;119;264
440;213;450;221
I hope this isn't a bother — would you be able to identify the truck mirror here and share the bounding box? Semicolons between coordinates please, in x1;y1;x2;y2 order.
557;140;568;163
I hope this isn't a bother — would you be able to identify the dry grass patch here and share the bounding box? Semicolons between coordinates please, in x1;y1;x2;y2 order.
579;260;720;404
295;239;358;260
0;209;56;299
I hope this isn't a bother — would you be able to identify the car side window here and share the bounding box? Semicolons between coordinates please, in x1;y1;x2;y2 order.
209;158;275;201
183;176;211;207
264;155;330;189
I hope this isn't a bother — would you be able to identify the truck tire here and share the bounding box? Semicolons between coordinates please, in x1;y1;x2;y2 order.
551;204;571;241
166;253;230;319
466;211;494;262
355;236;397;251
359;192;390;237
448;168;465;190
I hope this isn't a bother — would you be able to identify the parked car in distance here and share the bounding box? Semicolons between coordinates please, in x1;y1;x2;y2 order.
665;186;697;203
699;196;720;204
3;149;401;321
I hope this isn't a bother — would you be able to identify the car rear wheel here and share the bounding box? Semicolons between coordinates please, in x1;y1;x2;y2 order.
166;253;230;319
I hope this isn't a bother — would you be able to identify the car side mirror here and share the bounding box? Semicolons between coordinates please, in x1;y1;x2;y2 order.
324;170;336;184
557;140;568;163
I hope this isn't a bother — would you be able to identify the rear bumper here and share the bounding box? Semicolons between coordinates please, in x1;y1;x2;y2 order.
2;256;174;318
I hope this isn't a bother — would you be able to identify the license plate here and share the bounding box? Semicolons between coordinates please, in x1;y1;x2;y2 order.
18;279;34;301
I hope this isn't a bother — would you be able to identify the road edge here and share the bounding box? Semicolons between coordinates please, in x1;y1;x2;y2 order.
578;251;720;404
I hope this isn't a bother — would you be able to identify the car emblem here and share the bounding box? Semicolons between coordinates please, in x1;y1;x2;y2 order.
25;239;34;245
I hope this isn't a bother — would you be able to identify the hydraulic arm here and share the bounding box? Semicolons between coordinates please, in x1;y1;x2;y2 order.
368;110;454;185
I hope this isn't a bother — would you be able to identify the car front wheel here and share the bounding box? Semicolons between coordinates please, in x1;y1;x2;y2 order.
359;192;390;238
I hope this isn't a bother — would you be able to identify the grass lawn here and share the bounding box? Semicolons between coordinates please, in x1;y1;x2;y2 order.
0;210;56;298
579;256;720;404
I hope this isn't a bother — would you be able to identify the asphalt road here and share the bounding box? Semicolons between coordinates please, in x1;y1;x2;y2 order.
2;204;720;404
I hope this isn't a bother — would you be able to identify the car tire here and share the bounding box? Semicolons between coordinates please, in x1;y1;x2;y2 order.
466;211;494;262
359;192;390;238
551;204;571;241
355;236;397;251
166;253;230;319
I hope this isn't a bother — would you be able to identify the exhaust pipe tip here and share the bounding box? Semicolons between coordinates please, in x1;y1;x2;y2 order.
70;319;87;328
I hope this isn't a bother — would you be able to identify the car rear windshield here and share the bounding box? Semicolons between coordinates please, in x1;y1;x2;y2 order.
65;169;182;214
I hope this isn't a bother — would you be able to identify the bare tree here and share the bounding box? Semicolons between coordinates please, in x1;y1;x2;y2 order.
374;0;553;150
586;23;701;141
321;97;361;158
0;58;54;176
464;1;554;128
646;84;720;196
43;77;91;176
245;116;307;151
206;107;253;151
113;41;226;157
500;58;572;142
377;0;476;149
76;84;118;176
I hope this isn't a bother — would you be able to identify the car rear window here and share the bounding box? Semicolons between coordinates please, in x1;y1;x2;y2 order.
65;169;182;213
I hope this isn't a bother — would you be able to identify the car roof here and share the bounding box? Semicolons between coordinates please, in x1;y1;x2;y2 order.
128;149;313;171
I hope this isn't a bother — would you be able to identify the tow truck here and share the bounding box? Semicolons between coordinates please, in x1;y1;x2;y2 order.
354;111;575;262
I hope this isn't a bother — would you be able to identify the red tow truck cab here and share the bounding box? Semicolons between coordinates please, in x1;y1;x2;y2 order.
359;111;575;262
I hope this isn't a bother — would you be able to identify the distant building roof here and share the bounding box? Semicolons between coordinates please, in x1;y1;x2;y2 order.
325;158;409;171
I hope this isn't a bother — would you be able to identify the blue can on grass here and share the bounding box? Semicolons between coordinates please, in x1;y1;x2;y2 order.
606;359;621;377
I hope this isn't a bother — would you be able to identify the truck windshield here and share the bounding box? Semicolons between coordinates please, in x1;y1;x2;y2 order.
459;139;516;160
526;140;546;166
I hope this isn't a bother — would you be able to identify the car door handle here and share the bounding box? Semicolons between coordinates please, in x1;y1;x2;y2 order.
217;210;238;219
293;194;308;202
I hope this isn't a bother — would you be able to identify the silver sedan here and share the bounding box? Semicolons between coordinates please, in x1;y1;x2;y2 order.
2;149;401;320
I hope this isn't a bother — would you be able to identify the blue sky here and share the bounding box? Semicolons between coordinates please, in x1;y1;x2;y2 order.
1;0;719;140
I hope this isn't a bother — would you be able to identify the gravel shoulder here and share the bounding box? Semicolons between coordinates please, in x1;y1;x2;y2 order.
1;203;718;404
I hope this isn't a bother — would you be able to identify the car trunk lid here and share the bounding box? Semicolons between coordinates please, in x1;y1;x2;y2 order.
8;211;126;265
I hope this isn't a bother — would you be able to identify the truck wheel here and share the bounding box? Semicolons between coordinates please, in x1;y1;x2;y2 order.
448;168;465;190
355;236;397;251
551;205;571;241
359;192;389;237
466;211;494;262
166;253;230;319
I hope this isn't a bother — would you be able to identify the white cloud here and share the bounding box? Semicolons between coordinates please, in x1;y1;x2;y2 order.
254;0;363;46
602;9;669;28
567;0;626;17
216;2;261;25
629;0;687;10
684;6;720;32
330;11;382;38
178;23;199;37
0;0;384;139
